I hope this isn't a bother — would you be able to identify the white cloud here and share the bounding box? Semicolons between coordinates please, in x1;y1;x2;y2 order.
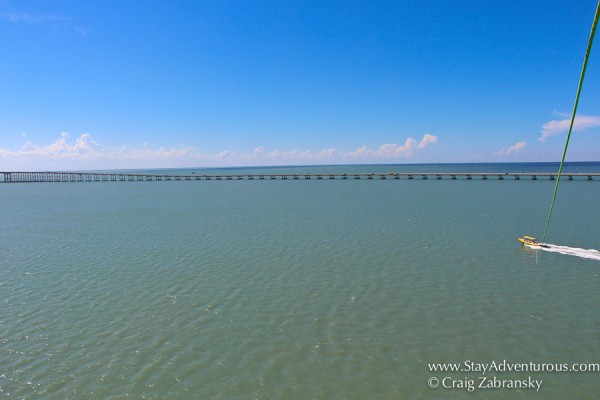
215;150;237;159
539;114;600;142
346;145;370;158
117;145;201;160
373;139;417;157
0;12;66;23
0;132;439;170
1;8;87;36
344;134;438;159
418;133;438;149
256;133;438;162
494;141;527;156
17;132;102;158
317;148;336;158
265;149;321;160
252;146;264;157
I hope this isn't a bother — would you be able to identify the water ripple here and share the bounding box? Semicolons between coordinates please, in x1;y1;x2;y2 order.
1;180;599;399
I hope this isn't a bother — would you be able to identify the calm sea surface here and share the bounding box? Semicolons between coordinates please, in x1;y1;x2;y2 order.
2;163;600;399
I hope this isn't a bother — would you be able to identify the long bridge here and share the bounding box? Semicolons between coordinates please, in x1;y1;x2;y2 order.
2;171;600;183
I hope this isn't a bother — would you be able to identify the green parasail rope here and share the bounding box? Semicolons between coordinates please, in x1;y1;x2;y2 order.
541;0;600;245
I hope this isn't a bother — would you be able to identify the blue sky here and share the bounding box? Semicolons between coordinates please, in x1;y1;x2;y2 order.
1;0;599;170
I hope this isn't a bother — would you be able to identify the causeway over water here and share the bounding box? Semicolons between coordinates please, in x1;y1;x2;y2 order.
2;171;600;183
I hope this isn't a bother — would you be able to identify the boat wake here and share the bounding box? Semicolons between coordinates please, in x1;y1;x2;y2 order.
531;244;600;261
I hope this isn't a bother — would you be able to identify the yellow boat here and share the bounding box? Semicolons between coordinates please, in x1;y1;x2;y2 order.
518;236;547;247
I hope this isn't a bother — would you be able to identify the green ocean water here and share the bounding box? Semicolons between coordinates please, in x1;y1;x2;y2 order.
1;164;600;399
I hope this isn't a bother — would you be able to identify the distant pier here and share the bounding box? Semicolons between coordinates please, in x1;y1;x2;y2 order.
2;171;600;183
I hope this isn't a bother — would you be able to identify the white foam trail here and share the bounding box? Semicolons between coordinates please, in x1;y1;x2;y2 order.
530;243;600;261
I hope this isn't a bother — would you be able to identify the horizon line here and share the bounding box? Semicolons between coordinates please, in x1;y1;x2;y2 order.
3;160;600;174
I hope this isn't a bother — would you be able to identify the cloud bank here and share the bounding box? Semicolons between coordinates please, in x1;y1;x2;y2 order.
539;114;600;141
0;132;439;170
